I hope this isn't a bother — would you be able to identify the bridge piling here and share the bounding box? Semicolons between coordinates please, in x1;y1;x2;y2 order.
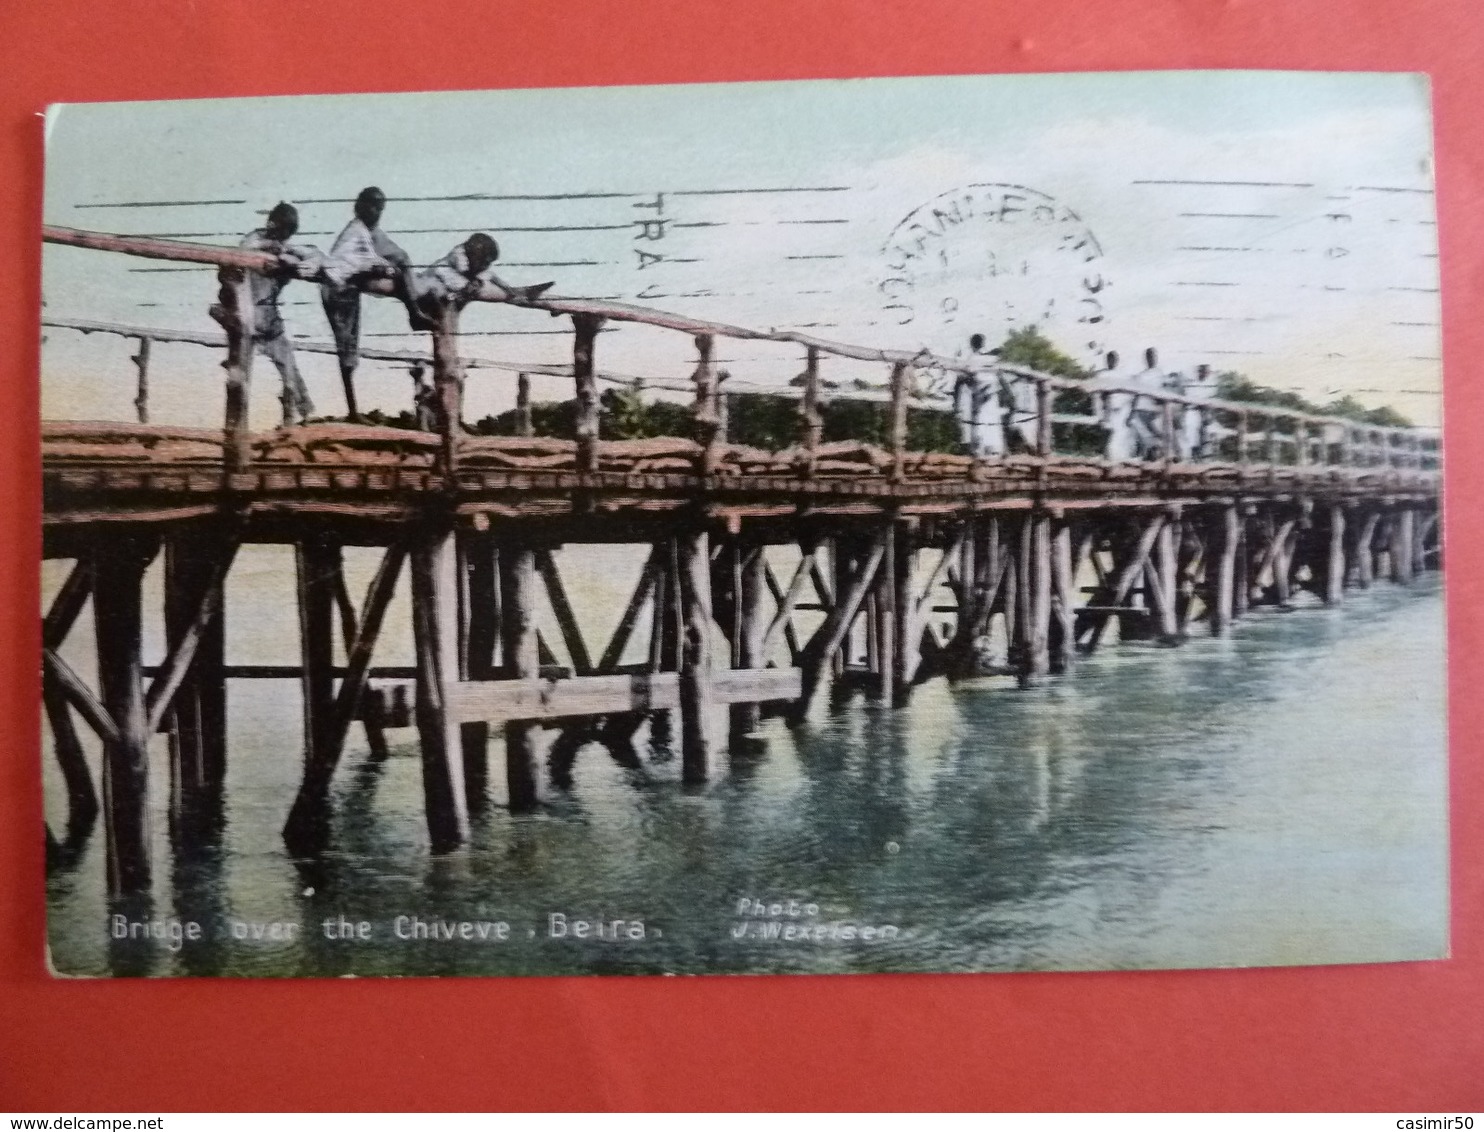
1050;518;1077;673
501;544;542;811
1153;513;1180;641
874;519;898;705
283;536;339;853
94;535;158;899
460;532;498;810
164;533;228;842
730;542;767;741
410;523;470;849
1025;512;1054;682
1394;509;1416;585
43;559;100;849
677;526;715;783
1324;505;1347;606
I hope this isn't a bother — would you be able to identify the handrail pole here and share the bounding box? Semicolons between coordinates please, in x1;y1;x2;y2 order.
131;336;151;425
888;362;910;482
1160;395;1175;469
429;301;466;483
798;345;822;477
572;313;604;475
212;268;256;476
692;333;721;477
515;372;534;438
1036;377;1054;459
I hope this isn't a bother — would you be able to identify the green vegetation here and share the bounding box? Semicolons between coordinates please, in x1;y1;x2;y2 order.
329;328;1413;452
1214;372;1412;428
996;325;1094;380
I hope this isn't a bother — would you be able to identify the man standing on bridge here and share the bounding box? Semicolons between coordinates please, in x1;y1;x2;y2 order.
320;187;424;421
220;201;317;426
955;333;1006;457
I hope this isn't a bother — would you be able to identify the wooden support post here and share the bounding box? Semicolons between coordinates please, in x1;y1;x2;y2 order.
1024;513;1053;682
1234;508;1252;616
500;546;541;812
43;563;99;848
1346;510;1373;589
94;536;156;897
1271;518;1297;606
889;362;910;482
163;534;228;839
1373;514;1392;583
949;518;979;673
798;346;822;477
515;373;534;438
572;313;604;475
1324;504;1346;606
1393;508;1416;585
874;521;898;704
1083;514;1166;653
461;532;497;810
411;526;470;848
216;270;256;476
599;547;660;673
429;303;466;483
798;529;888;715
44;667;98;841
761;546;813;663
1036;380;1054;458
829;538;851;682
893;521;922;703
1154;514;1179;640
284;537;338;850
676;527;715;783
978;516;1003;640
1003;518;1022;658
131;336;151;425
731;544;767;740
1211;505;1239;636
536;549;594;675
692;334;722;477
1050;519;1075;674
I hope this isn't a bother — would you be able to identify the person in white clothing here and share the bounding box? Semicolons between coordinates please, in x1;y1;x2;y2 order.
955;334;1006;458
231;201;317;425
1087;350;1136;461
408;233;553;322
1174;363;1219;461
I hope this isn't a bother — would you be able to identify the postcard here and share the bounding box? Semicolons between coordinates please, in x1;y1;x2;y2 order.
38;72;1445;977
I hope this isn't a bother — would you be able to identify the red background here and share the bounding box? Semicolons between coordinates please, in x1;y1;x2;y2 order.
3;0;1482;1112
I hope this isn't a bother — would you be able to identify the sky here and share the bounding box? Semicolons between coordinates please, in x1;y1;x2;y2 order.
38;71;1442;428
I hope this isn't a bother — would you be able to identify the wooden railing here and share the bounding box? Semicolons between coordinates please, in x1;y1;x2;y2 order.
42;225;1441;481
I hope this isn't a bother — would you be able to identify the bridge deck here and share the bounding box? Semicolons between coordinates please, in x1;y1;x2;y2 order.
42;421;1440;534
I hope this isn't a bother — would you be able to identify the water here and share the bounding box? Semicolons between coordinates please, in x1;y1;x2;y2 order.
43;570;1448;978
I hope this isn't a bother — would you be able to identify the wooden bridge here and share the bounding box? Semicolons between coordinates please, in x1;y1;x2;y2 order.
39;226;1443;898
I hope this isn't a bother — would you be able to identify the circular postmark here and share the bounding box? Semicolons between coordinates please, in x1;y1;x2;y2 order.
877;184;1110;380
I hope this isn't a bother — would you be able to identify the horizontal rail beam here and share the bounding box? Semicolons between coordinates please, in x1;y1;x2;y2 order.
451;667;801;724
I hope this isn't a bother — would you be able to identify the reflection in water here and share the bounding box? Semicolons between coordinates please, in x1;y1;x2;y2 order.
44;578;1447;977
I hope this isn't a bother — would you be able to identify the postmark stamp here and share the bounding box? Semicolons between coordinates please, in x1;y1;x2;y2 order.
877;183;1111;369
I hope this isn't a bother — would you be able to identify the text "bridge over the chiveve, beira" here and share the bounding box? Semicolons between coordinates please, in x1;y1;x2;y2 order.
38;224;1441;899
